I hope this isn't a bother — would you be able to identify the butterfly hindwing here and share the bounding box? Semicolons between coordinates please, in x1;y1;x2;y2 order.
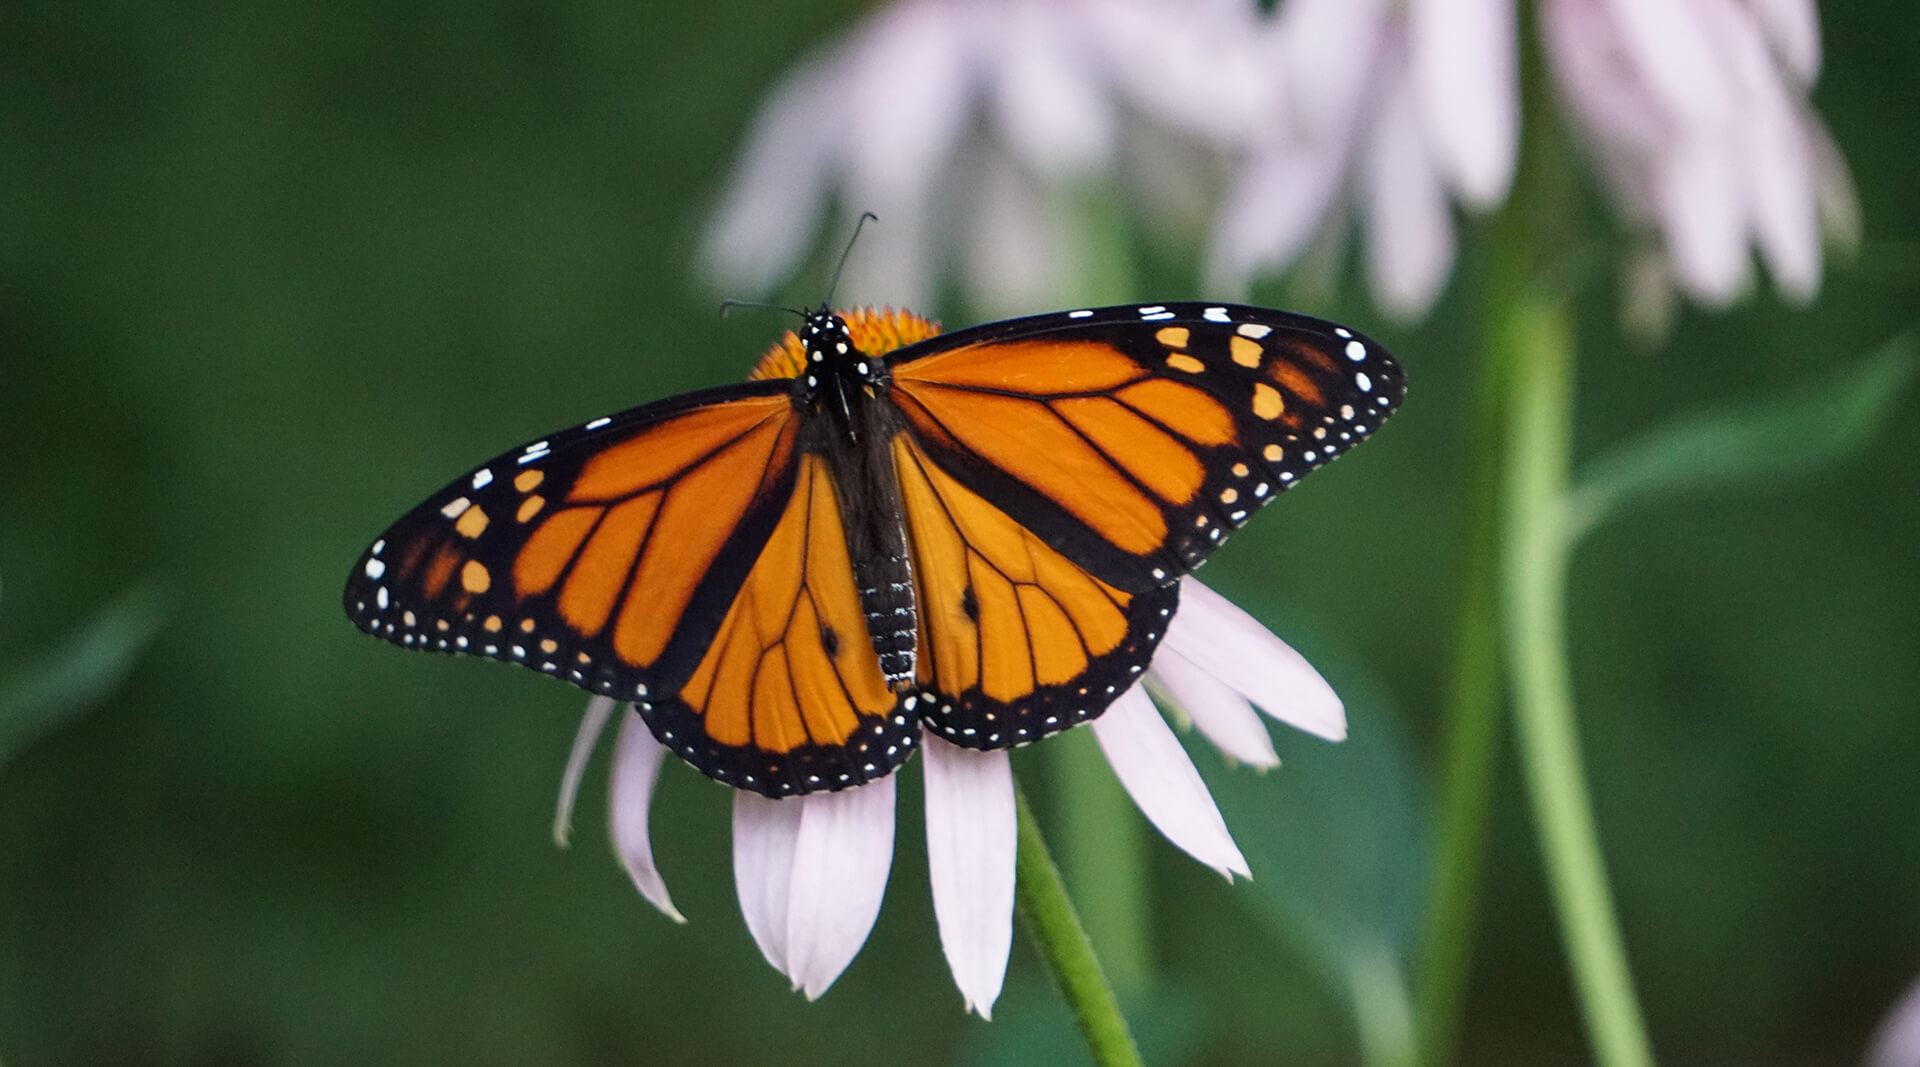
885;302;1404;592
892;434;1180;750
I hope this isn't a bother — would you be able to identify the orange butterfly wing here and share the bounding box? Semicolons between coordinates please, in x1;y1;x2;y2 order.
344;383;924;794
880;302;1403;748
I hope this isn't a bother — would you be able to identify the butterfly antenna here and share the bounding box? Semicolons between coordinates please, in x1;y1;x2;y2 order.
824;211;879;310
718;298;805;320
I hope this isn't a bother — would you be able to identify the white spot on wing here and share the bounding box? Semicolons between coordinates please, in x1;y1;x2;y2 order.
471;469;493;490
1355;371;1373;392
1345;339;1367;361
585;416;612;430
1203;307;1230;322
364;558;386;579
1236;323;1273;339
1068;309;1093;319
440;496;472;519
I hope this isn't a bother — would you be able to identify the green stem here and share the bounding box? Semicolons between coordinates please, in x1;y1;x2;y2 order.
1052;726;1152;995
1412;360;1505;1065
1015;783;1145;1067
1500;295;1655;1067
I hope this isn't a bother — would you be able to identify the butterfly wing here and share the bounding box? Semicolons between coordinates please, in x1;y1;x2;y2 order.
343;382;919;796
882;302;1403;748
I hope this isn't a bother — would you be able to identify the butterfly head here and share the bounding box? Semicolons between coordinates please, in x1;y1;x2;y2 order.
748;306;943;387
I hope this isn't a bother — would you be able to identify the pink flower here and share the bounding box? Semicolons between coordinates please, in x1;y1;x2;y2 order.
1542;0;1857;317
551;577;1344;1016
1207;0;1518;319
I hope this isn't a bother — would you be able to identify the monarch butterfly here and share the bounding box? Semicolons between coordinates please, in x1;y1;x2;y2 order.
344;301;1403;797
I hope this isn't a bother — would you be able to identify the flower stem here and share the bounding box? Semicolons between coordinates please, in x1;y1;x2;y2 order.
1014;782;1144;1067
1412;355;1505;1065
1500;293;1655;1067
1052;730;1152;994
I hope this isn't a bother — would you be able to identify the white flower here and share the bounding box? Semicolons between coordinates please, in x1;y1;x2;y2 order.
552;576;1343;1017
1541;0;1858;314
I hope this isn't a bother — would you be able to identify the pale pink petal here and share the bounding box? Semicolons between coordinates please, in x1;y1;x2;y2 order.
607;707;685;923
1869;974;1920;1067
554;695;618;847
700;51;844;293
1205;139;1352;294
1163;578;1346;742
1806;110;1861;253
1740;87;1820;302
1750;0;1821;85
990;5;1114;177
960;153;1075;320
1091;685;1250;880
1410;0;1518;209
923;737;1016;1018
1601;0;1733;128
786;775;898;999
1619;243;1678;343
1280;0;1389;143
1364;61;1456;319
842;0;974;201
831;190;938;313
1085;0;1281;149
1541;0;1671;154
1655;133;1749;305
733;790;803;979
1145;650;1280;769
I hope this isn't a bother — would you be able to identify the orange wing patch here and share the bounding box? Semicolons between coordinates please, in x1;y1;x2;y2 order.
679;455;896;755
502;394;798;668
893;436;1131;704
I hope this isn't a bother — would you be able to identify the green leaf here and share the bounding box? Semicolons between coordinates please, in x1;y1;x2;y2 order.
1563;334;1918;543
0;580;170;767
1188;614;1427;1067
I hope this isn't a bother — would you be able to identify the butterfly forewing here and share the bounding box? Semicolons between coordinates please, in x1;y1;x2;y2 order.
885;302;1405;592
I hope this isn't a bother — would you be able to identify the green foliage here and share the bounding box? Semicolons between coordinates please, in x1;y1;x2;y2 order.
0;581;168;768
1565;335;1918;543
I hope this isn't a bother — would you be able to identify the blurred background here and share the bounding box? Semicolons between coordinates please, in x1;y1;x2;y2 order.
3;0;1917;1064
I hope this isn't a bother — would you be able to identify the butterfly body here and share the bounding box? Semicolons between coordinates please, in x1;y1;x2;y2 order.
787;311;922;689
345;303;1404;796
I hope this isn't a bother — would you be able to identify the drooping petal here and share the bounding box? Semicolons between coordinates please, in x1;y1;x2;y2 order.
1541;0;1671;154
1091;685;1250;880
922;737;1016;1019
555;695;618;847
1868;973;1920;1067
1698;0;1820;301
1363;59;1457;319
607;707;685;923
1279;0;1389;143
1601;0;1732;129
841;0;975;201
1146;648;1280;769
733;790;803;978
1204;136;1353;294
1162;578;1346;742
700;50;845;294
1654;131;1749;306
961;153;1076;320
785;774;898;999
1089;0;1282;149
1410;0;1518;209
1749;0;1821;86
990;4;1115;178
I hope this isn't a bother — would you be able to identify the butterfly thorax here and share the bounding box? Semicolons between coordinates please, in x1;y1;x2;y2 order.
795;308;918;691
